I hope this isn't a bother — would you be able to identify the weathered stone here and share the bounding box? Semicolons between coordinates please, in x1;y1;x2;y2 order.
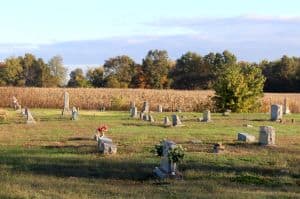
157;105;163;112
62;92;70;115
97;136;117;154
142;101;149;113
270;104;283;121
163;116;171;126
237;133;256;143
25;108;36;124
12;96;21;110
149;115;155;123
143;114;149;121
283;98;291;115
172;115;183;127
202;110;211;122
130;106;138;118
259;126;275;145
154;140;178;179
71;107;78;120
213;142;225;153
139;112;144;120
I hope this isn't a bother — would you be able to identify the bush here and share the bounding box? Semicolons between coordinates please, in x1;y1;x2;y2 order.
213;64;265;112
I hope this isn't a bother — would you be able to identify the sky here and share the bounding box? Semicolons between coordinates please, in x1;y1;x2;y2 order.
1;0;300;69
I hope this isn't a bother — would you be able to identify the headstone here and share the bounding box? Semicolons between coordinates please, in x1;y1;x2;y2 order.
130;101;135;109
139;112;144;120
97;136;117;154
154;140;178;178
25;108;36;124
142;101;149;113
270;104;283;121
202;110;211;122
143;114;149;121
163;116;171;126
62;92;70;115
157;105;163;113
259;126;275;145
149;115;155;123
237;133;256;143
283;98;291;115
213;142;225;153
172;115;183;127
12;96;21;110
130;106;138;118
71;107;78;120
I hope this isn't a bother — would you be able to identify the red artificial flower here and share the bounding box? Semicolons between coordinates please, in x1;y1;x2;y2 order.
97;125;108;132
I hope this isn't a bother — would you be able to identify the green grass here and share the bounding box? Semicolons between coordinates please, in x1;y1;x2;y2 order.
0;109;299;198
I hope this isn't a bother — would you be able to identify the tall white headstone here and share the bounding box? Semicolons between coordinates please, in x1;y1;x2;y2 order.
62;92;70;115
283;98;291;115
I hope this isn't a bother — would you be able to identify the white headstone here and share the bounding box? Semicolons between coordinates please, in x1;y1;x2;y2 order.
259;126;275;145
270;104;283;121
97;136;117;154
130;107;138;118
157;105;163;113
149;115;155;123
25;108;36;124
163;116;171;126
283;98;291;115
202;110;211;122
62;92;70;114
71;107;78;120
142;101;149;113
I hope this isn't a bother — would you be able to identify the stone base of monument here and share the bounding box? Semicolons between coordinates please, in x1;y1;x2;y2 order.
97;136;117;154
237;133;256;143
154;167;183;180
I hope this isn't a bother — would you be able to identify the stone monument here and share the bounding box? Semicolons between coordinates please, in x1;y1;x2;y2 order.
270;104;283;121
259;126;275;145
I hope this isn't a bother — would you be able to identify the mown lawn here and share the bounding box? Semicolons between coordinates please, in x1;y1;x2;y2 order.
0;109;299;199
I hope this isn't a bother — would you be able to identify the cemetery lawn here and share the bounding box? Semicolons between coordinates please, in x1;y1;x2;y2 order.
0;109;299;199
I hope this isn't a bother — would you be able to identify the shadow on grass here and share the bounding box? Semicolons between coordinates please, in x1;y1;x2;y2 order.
0;149;156;181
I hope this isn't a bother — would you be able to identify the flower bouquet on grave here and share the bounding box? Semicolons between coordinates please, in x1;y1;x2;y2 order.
94;125;108;140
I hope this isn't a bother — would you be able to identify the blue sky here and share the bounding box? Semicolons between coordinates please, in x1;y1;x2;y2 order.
1;0;300;68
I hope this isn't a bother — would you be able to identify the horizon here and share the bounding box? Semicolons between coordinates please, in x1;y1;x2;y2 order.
1;0;300;69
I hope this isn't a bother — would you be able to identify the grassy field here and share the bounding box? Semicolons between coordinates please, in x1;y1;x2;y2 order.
0;109;299;198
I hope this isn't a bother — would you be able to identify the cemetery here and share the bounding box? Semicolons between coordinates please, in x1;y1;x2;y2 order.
0;95;299;198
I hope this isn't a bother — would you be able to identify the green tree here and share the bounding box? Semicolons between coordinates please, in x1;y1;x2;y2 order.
86;67;105;87
142;50;172;89
0;57;24;86
103;55;136;88
67;68;90;87
171;52;213;89
48;55;67;86
213;63;265;112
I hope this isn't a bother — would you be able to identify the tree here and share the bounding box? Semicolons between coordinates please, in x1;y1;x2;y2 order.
171;52;212;89
103;55;136;88
213;63;265;112
142;50;172;89
67;68;90;87
0;57;24;86
86;67;105;87
48;55;67;86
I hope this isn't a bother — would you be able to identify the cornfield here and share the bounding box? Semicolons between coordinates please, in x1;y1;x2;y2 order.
0;87;299;112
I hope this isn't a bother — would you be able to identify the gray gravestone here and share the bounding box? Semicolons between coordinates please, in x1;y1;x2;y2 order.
202;110;211;122
130;106;138;118
25;108;36;124
271;104;283;121
172;115;183;127
283;98;291;115
154;140;177;178
143;114;149;121
259;126;275;145
139;112;144;120
142;101;149;113
164;116;171;126
149;115;155;123
71;107;78;120
97;136;117;154
12;96;21;110
237;133;255;143
157;105;163;113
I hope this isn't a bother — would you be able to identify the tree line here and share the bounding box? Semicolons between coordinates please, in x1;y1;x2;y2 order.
0;50;299;92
